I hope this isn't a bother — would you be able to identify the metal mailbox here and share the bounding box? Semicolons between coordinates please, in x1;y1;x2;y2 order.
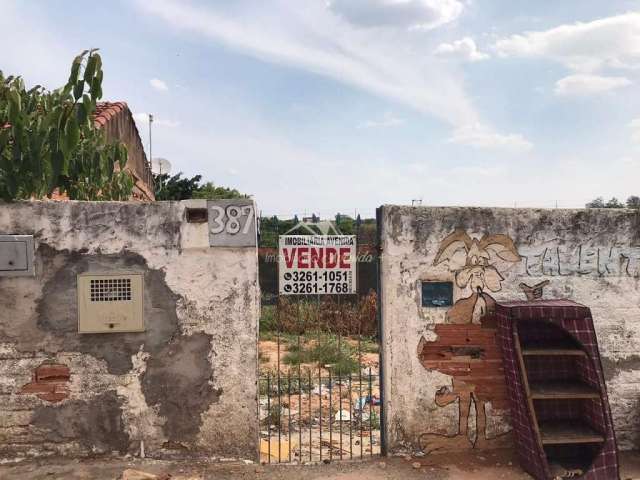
0;235;35;277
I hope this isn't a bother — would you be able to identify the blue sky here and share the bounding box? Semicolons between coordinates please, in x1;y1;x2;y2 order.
2;0;640;217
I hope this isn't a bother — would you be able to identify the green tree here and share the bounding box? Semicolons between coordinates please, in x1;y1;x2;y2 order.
0;49;133;201
585;197;605;208
153;173;247;201
626;196;640;209
586;197;625;208
153;172;202;200
605;197;624;208
192;182;247;200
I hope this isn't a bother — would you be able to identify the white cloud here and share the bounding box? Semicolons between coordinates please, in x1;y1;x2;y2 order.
327;0;463;30
554;74;631;96
493;12;640;72
149;78;169;91
358;112;405;128
0;1;75;88
434;37;489;62
448;165;506;178
447;124;533;152
132;112;180;128
135;0;527;151
134;0;477;127
629;119;640;144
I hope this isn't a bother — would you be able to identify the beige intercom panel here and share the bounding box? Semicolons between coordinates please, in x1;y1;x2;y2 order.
77;273;144;333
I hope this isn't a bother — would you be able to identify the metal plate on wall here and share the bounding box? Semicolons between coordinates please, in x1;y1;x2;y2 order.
77;272;144;333
421;281;453;307
0;235;35;277
207;199;257;247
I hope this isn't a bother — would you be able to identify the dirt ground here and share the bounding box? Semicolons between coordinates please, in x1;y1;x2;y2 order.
258;339;379;374
2;450;640;480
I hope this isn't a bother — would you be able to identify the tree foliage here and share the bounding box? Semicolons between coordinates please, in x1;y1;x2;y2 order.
626;196;640;209
586;196;637;209
0;49;133;201
153;173;202;200
192;181;246;200
258;214;377;247
153;172;247;201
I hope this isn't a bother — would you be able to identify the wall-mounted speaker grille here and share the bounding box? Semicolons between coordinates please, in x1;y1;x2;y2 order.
90;278;132;302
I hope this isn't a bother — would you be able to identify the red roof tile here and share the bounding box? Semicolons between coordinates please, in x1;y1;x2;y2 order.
93;101;128;128
2;102;128;130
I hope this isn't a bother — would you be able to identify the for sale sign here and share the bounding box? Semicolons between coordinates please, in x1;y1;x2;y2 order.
279;235;357;295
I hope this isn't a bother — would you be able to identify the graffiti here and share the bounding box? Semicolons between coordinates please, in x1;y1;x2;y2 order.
433;229;521;324
522;245;640;277
519;280;550;301
418;229;522;451
417;323;511;451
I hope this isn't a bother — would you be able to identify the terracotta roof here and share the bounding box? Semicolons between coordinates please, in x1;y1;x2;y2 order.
1;102;129;130
93;101;128;128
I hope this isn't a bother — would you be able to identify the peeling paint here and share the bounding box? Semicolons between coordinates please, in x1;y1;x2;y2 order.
380;205;640;453
0;201;259;461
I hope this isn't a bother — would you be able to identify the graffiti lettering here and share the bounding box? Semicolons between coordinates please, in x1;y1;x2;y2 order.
521;246;640;277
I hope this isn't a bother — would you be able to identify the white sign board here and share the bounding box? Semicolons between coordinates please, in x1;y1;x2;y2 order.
279;235;356;295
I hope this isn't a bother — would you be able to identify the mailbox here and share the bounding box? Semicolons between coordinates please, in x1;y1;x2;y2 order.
0;235;35;277
77;273;144;333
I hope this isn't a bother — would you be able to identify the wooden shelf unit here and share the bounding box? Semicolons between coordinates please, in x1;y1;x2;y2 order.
513;320;605;473
497;300;619;479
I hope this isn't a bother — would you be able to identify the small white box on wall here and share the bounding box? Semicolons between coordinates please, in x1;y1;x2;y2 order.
77;273;144;333
0;235;35;277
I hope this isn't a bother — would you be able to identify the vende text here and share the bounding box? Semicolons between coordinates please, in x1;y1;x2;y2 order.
283;247;351;269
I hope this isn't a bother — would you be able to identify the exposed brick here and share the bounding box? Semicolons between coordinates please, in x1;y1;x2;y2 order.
20;363;70;403
35;364;70;382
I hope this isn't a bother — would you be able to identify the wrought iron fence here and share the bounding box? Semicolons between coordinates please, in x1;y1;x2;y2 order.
257;216;383;463
260;369;380;463
259;300;382;464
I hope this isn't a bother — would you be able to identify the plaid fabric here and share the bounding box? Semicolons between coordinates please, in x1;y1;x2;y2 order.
497;300;619;480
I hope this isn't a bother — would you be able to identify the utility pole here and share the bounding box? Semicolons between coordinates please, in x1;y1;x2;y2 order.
149;114;156;192
148;113;154;170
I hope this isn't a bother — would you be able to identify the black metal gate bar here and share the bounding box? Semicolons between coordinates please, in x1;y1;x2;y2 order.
318;362;322;462
308;368;312;463
266;373;271;464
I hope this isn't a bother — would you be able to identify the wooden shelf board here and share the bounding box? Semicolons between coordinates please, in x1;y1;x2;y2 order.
529;380;600;399
521;342;586;356
539;420;605;445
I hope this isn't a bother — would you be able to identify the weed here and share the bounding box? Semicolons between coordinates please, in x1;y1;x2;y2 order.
258;351;270;364
282;334;360;374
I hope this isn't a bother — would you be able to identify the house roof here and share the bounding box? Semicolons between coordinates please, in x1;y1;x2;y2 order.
93;101;129;128
2;101;130;130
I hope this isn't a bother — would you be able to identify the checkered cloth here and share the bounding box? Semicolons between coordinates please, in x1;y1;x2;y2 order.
496;300;619;480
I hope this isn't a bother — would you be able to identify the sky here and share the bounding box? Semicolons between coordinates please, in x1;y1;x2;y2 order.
2;0;640;217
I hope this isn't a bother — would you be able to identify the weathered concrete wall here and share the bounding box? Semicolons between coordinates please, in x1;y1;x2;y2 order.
379;205;640;453
0;200;259;460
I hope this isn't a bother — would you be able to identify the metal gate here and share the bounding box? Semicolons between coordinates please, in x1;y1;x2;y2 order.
257;220;383;463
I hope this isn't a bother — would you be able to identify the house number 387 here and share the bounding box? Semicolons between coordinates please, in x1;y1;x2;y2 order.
209;205;255;235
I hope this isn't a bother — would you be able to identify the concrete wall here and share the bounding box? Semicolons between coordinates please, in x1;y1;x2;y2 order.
0;200;259;460
379;205;640;453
